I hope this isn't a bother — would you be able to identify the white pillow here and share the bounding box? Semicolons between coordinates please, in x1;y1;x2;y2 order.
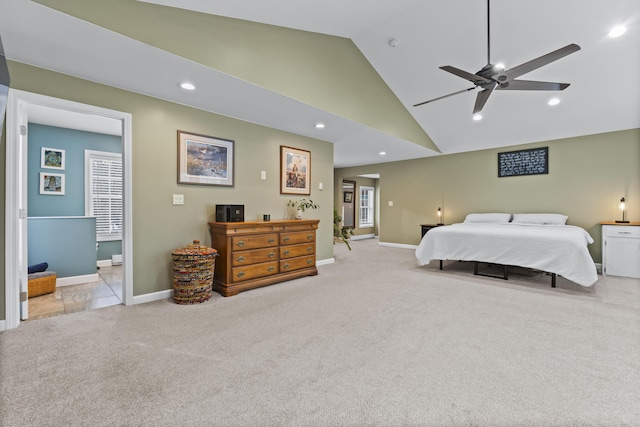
511;213;568;225
463;213;511;223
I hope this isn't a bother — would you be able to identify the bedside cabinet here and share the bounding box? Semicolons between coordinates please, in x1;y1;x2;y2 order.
420;224;443;238
601;222;640;279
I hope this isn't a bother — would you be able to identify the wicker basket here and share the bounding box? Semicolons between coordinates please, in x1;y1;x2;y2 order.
171;240;218;304
28;272;57;298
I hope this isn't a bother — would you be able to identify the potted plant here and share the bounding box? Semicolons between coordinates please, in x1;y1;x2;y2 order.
333;210;354;250
287;198;319;219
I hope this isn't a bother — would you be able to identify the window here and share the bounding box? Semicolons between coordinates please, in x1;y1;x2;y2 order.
85;150;122;241
359;186;374;228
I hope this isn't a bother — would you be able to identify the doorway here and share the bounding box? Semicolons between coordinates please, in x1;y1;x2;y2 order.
5;89;133;330
342;180;356;228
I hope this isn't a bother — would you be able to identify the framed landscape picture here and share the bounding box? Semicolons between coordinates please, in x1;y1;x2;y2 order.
177;130;234;186
41;147;65;170
39;172;65;195
280;145;311;195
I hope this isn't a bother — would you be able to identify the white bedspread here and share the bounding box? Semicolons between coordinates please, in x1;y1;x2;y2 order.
415;223;598;287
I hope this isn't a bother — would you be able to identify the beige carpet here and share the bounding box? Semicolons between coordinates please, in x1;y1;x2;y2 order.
1;239;639;426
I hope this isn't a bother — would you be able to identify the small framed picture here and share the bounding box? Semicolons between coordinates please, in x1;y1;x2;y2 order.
39;172;65;195
177;131;234;186
343;191;353;203
41;147;65;170
280;145;311;195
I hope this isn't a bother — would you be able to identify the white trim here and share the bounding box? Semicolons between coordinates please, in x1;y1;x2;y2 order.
378;241;418;250
595;263;602;274
351;234;375;241
5;89;134;330
316;257;335;266
97;259;113;268
133;289;173;305
0;320;6;331
55;273;100;287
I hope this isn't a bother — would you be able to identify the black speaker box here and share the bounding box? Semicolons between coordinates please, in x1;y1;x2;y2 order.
216;205;244;222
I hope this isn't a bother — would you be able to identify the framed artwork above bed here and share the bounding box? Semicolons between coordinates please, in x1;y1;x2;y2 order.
498;147;548;177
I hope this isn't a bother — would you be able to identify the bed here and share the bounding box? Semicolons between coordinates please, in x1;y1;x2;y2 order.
415;213;598;287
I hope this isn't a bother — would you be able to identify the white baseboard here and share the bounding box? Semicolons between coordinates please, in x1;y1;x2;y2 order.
133;289;173;305
97;259;113;268
56;273;100;287
351;234;375;241
317;257;335;266
0;320;6;332
378;241;418;250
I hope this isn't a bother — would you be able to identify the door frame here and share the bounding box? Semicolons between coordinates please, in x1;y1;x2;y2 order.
4;89;133;330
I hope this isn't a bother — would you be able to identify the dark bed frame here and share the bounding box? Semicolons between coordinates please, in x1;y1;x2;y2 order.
438;260;557;288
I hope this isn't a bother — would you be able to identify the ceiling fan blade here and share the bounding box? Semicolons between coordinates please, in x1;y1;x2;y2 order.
413;87;475;107
503;43;581;80
473;83;496;114
440;66;493;86
496;80;570;91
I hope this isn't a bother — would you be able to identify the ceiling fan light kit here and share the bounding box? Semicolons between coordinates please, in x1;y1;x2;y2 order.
414;0;580;114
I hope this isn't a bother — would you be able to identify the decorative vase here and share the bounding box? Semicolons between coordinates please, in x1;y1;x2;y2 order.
295;208;303;220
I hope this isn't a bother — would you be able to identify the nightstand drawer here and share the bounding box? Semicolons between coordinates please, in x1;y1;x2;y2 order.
604;226;640;238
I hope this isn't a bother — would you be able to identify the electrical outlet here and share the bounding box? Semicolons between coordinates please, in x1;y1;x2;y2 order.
388;201;394;207
261;171;266;180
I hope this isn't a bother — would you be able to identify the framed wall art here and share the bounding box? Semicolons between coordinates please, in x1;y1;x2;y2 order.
41;147;65;170
177;130;234;186
280;145;311;195
498;147;548;177
343;191;353;203
39;172;65;195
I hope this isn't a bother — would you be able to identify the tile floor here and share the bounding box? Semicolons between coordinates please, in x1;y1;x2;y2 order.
28;265;123;320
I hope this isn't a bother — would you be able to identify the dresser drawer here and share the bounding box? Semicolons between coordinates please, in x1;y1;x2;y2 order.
280;256;315;273
232;234;278;250
280;231;315;246
232;261;279;282
231;248;278;266
280;243;315;259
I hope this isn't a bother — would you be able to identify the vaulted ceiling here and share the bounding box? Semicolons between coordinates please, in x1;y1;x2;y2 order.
1;0;638;167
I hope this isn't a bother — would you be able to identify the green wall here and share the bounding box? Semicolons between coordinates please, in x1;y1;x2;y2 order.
1;61;334;320
336;128;640;263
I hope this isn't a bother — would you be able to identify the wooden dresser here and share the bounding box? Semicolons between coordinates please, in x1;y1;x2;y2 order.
208;219;319;296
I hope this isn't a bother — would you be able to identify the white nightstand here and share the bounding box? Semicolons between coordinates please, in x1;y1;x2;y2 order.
601;222;640;279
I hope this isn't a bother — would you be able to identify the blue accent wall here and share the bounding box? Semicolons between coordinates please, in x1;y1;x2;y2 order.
28;123;121;216
28;217;97;278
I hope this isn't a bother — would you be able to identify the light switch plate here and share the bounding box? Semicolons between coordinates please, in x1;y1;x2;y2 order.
388;201;393;206
261;171;266;180
173;194;184;205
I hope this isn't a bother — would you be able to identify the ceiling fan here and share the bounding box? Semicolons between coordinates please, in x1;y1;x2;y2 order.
413;0;581;114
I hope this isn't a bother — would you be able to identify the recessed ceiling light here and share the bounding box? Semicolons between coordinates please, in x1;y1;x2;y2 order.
179;82;196;91
388;38;399;48
494;63;505;70
315;123;325;129
609;25;627;38
379;151;387;156
473;114;482;121
548;98;560;106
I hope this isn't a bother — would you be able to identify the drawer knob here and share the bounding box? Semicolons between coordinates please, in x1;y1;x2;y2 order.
236;271;245;278
268;252;276;258
267;266;275;272
283;250;290;256
268;238;275;244
283;237;290;242
237;240;245;247
306;259;313;265
283;263;290;270
307;234;313;240
236;256;245;262
306;247;313;252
